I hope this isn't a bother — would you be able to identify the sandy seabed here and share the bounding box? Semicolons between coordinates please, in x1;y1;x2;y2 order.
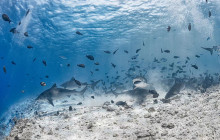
5;85;220;140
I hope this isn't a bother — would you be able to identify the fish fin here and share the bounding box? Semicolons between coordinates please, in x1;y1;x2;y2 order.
80;86;88;98
47;97;54;106
210;49;213;55
91;80;101;90
51;84;57;88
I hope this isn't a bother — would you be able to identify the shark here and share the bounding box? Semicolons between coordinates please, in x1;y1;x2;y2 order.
36;84;87;106
60;77;100;90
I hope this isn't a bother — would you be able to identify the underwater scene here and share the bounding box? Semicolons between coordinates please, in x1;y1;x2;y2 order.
0;0;220;139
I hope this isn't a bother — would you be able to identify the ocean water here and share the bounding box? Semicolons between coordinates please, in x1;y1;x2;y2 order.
0;0;220;138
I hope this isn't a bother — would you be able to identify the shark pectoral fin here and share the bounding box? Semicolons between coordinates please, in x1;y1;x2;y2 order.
47;97;54;106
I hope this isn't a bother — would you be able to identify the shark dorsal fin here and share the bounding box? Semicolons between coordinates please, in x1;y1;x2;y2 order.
71;77;75;81
51;84;57;88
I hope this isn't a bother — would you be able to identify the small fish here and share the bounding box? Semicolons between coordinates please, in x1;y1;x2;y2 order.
174;56;180;59
161;48;163;53
104;51;111;54
209;11;211;17
86;55;94;60
11;61;16;65
59;56;67;60
188;23;191;31
164;50;170;53
94;62;99;65
10;28;19;34
201;47;213;55
33;58;36;62
191;64;198;69
77;64;85;68
186;57;190;60
42;60;47;66
45;75;49;78
167;26;171;32
27;45;33;49
3;66;6;74
19;21;21;25
207;37;210;41
74;79;81;86
2;14;11;23
24;32;28;37
124;50;128;53
169;63;174;67
131;54;139;60
113;48;119;55
95;69;99;71
77;102;82;105
143;41;145;46
195;55;200;58
91;96;95;99
90;71;93;75
111;63;116;68
26;9;30;16
67;64;70;67
136;48;141;53
76;31;83;35
40;82;46;86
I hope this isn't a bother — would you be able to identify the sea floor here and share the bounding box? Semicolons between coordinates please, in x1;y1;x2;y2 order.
4;85;220;140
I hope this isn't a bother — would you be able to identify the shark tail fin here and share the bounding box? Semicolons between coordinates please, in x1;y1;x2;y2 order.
210;48;213;55
91;80;101;90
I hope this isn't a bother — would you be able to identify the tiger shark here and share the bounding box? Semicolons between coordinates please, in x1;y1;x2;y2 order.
36;84;87;106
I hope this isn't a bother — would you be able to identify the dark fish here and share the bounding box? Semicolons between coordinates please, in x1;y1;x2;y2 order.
94;62;99;65
186;57;190;60
207;37;210;40
113;48;119;55
191;64;198;69
104;51;111;54
11;61;16;65
206;0;208;3
195;55;200;58
91;96;95;99
10;28;19;34
90;71;93;75
169;63;174;67
76;31;83;35
131;54;139;60
174;56;180;59
45;75;49;78
33;58;36;62
95;69;99;71
24;32;28;37
188;23;191;31
161;48;163;53
67;64;70;67
209;11;211;17
116;101;127;106
167;26;171;32
160;58;167;62
2;14;11;23
124;50;128;53
77;102;82;105
143;41;145;46
69;106;73;111
40;82;46;86
3;66;6;74
77;64;85;68
164;50;170;53
26;9;30;16
111;100;114;103
19;21;21;25
42;60;47;66
86;55;94;60
111;63;116;68
201;47;213;55
136;48;141;53
27;45;33;49
74;78;81;86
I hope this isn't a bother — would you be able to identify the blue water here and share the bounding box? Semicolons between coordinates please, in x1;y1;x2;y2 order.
0;0;220;137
